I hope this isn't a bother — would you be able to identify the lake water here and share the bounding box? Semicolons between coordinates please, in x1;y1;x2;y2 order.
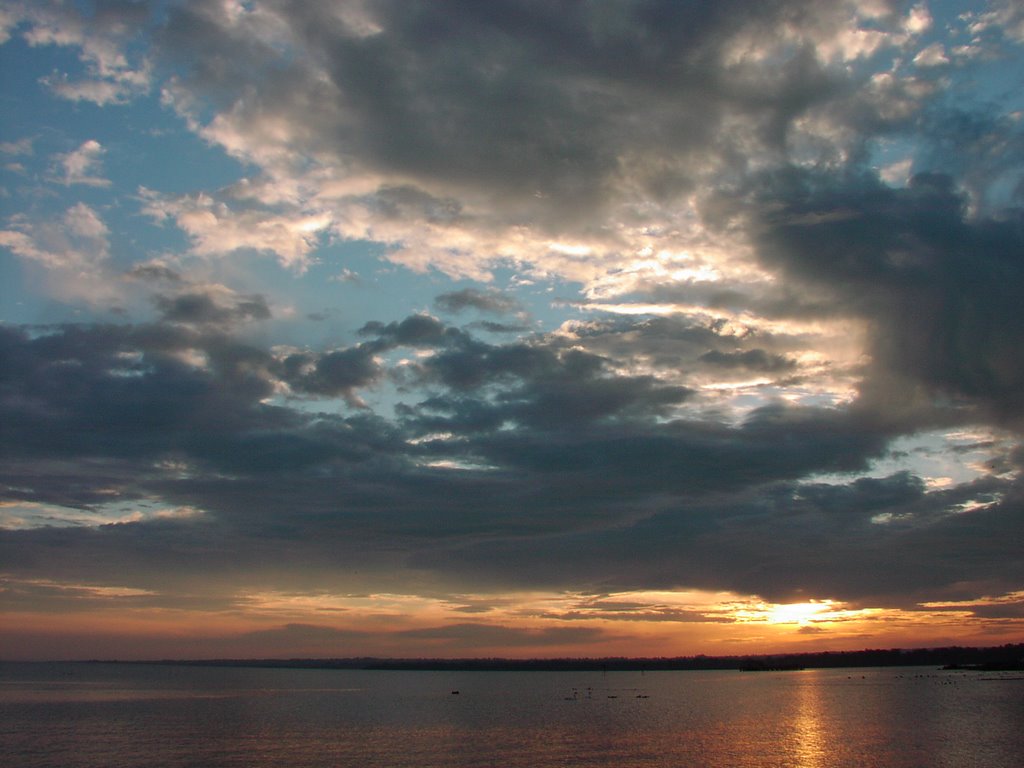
1;662;1022;767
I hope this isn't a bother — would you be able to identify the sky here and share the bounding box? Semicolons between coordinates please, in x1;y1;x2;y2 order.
1;0;1023;661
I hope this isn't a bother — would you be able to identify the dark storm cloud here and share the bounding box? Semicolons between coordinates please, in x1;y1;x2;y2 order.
710;168;1024;423
0;314;904;597
3;309;1022;612
915;107;1024;213
0;323;268;464
414;471;1024;607
459;401;891;493
0;322;394;478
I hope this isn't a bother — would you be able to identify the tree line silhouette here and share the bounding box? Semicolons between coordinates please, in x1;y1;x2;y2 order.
131;642;1024;672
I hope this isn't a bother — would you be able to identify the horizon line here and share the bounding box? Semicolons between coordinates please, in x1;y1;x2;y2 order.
15;641;1022;667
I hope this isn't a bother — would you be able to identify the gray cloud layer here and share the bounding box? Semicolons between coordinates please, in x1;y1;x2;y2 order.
2;308;1020;607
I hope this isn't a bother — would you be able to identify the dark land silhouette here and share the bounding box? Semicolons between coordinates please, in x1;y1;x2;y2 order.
120;642;1024;672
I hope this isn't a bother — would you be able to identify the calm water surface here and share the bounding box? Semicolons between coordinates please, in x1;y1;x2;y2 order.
1;662;1022;767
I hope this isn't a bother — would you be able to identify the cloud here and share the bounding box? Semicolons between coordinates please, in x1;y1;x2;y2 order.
0;307;1021;625
0;615;614;659
965;1;1024;44
698;349;797;374
398;622;603;648
412;471;1024;605
0;137;33;156
359;313;456;349
153;288;272;327
434;288;521;316
124;0;954;285
53;140;110;187
0;204;123;306
406;342;695;431
126;261;184;284
275;345;383;405
140;189;331;270
2;1;1024;651
0;316;876;529
913;42;948;68
0;203;109;271
710;169;1024;424
0;0;151;105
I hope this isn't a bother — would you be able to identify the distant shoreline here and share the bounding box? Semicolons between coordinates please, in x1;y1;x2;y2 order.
60;642;1024;672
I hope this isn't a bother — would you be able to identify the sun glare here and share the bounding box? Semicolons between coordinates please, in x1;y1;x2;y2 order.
767;600;835;625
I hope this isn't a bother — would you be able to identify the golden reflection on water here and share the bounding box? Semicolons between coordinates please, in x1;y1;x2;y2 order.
791;673;827;768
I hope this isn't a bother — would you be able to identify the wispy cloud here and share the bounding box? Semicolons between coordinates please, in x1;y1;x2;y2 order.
53;140;110;187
